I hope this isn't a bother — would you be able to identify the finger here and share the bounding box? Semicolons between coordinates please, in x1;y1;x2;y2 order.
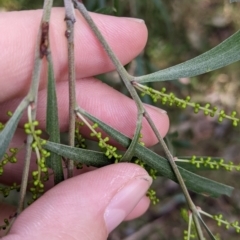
3;164;152;240
0;9;147;103
0;199;149;237
1;78;169;146
124;196;150;221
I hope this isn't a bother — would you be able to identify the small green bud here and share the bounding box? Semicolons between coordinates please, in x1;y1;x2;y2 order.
233;120;238;127
204;110;209;116
41;139;47;145
220;110;225;117
10;148;17;153
231;111;237;117
210;112;215;117
25;129;32;134
32;194;37;200
33;121;39;126
31;142;37;149
24;123;30;129
7;111;13;117
35;129;42;135
42;167;48;172
34;180;39;186
103;137;109;142
2;160;8;165
96;132;101;138
10;157;17;163
161;87;166;92
32;171;38;177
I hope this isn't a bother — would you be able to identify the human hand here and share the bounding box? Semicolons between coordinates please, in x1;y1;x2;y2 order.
0;8;169;240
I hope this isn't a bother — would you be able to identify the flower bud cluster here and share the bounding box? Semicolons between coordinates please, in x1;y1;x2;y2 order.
91;123;122;162
176;155;240;171
24;120;49;202
0;148;18;176
135;83;240;127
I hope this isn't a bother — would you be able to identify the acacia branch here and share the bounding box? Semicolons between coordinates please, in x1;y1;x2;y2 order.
64;0;76;178
73;0;143;161
72;2;205;239
17;0;54;215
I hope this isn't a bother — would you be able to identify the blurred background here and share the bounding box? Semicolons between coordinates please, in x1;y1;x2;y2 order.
1;0;240;239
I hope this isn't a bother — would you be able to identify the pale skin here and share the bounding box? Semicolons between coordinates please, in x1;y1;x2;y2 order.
0;8;169;240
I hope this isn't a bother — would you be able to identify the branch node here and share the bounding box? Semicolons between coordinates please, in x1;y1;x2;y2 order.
64;16;76;24
65;29;71;38
40;22;49;58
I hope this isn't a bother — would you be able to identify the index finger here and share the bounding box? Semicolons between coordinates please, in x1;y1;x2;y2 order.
0;8;147;102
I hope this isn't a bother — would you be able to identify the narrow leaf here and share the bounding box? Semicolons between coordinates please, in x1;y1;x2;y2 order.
136;30;240;83
0;98;29;160
95;7;117;14
197;214;217;240
136;146;233;197
78;108;233;197
44;141;112;167
46;55;64;184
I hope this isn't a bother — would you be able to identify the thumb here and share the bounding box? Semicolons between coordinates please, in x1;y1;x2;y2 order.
4;163;152;240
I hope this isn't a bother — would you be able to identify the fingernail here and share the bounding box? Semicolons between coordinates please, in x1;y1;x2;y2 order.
145;104;167;114
104;175;152;233
123;17;145;24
